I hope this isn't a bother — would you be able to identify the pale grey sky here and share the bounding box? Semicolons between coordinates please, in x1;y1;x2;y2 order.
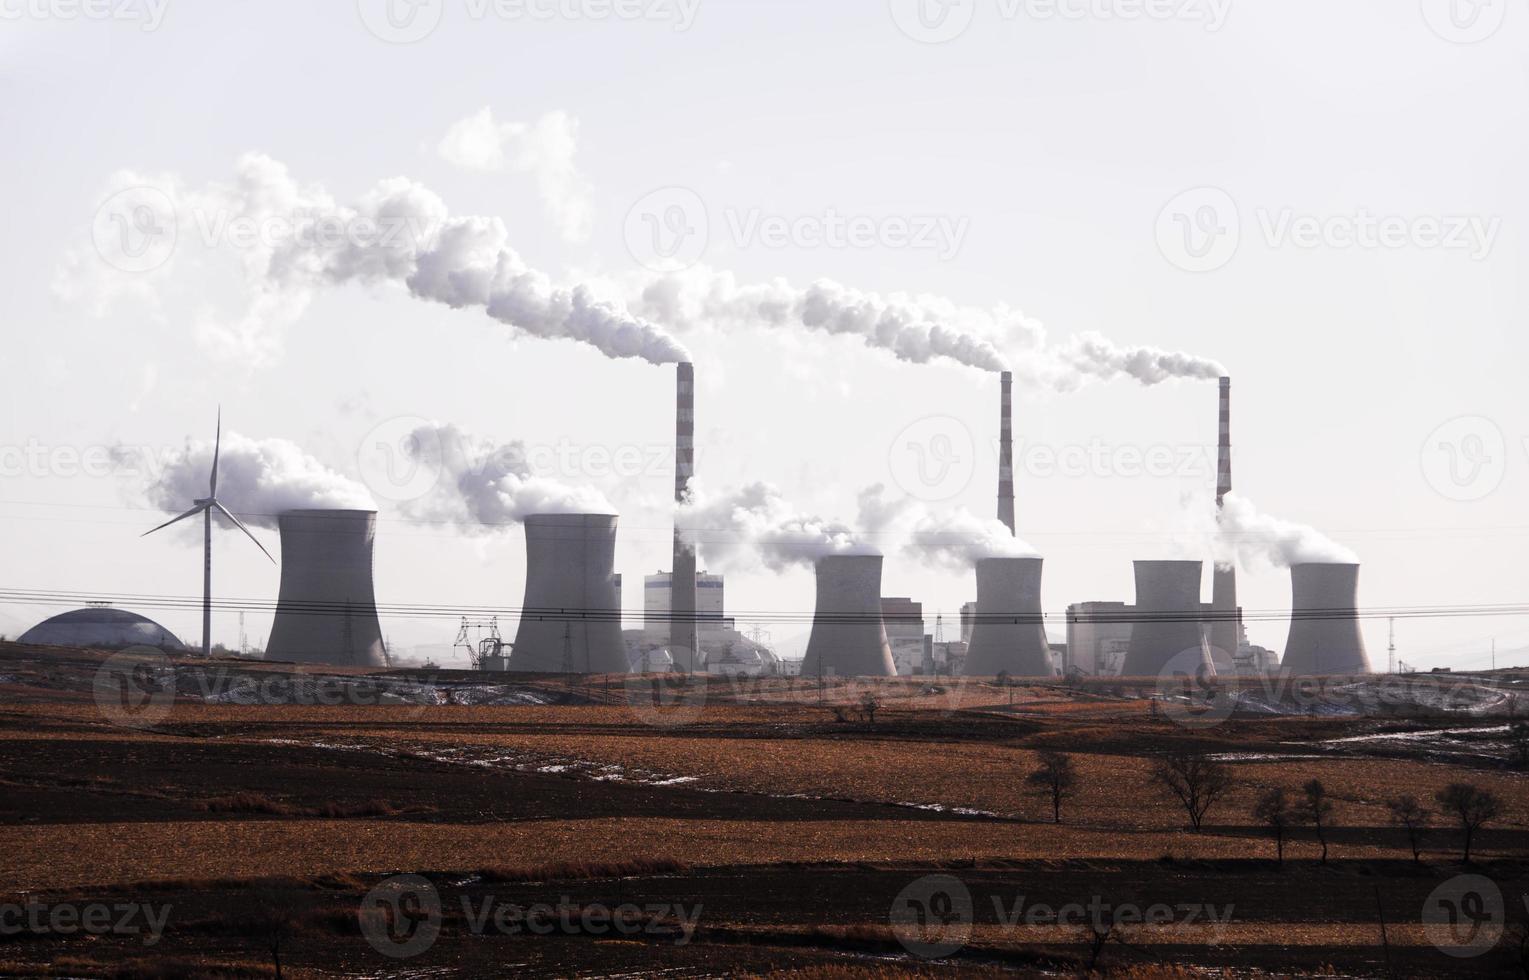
2;0;1526;668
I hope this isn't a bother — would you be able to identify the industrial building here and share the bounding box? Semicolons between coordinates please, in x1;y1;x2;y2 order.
963;557;1053;677
1281;562;1371;676
19;606;186;652
800;555;897;678
265;510;388;668
644;571;728;644
508;513;629;674
880;597;926;675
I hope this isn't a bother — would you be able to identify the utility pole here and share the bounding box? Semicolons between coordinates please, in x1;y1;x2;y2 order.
1387;618;1396;676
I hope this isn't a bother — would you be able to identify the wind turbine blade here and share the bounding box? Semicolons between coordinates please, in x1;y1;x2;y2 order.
142;503;209;536
210;407;222;497
211;501;275;564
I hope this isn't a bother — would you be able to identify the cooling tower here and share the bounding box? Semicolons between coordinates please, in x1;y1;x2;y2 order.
265;510;387;667
1121;560;1211;678
800;555;897;678
671;362;700;672
998;371;1016;534
964;557;1052;677
1281;563;1371;676
508;514;629;674
1208;377;1238;670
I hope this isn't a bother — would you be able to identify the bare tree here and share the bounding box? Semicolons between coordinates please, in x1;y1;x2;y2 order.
1299;779;1335;865
1026;750;1078;824
859;692;883;726
1252;787;1295;867
1151;749;1234;832
1385;795;1430;864
1435;782;1503;864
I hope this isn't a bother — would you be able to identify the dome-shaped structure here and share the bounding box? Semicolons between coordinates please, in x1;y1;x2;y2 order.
19;607;186;651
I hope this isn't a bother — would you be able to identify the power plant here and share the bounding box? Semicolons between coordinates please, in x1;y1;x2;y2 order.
508;513;629;674
998;370;1016;534
1208;377;1239;670
963;557;1052;677
1121;560;1212;678
670;362;700;672
1281;562;1371;676
265;510;388;667
800;555;897;678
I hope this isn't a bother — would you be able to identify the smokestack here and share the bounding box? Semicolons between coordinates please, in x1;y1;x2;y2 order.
963;557;1051;677
1121;560;1213;678
671;363;699;672
998;371;1015;534
800;555;897;678
1282;563;1370;676
1208;376;1238;669
508;514;629;674
265;510;387;667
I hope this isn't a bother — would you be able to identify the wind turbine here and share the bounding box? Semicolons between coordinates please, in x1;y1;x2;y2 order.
142;410;274;657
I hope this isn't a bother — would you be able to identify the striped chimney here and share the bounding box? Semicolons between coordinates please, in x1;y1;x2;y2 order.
671;362;699;672
1209;376;1238;668
998;371;1016;535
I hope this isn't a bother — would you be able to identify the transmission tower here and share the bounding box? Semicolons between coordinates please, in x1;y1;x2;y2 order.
1387;618;1396;675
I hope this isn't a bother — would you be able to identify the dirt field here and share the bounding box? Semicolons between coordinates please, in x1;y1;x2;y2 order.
1;642;1526;978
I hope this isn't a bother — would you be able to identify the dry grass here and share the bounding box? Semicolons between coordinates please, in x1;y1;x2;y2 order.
477;857;688;883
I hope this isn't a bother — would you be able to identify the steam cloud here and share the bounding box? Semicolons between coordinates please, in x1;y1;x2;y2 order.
679;482;1039;573
66;154;689;365
128;434;374;529
1208;492;1359;569
630;266;1225;385
437;108;592;243
398;422;614;531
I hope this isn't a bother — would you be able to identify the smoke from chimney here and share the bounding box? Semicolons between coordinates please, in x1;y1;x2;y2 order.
394;422;614;533
630;267;1224;386
124;434;373;530
69;155;689;366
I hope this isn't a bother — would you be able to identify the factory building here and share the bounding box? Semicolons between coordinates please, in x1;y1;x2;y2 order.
881;598;926;676
644;571;729;646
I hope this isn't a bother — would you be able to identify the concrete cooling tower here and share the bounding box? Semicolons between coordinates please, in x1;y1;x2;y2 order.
508;514;629;674
1281;562;1371;676
1121;560;1211;678
800;555;897;678
265;510;388;667
964;557;1052;677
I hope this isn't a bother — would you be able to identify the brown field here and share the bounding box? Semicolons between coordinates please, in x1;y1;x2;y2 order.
1;642;1526;978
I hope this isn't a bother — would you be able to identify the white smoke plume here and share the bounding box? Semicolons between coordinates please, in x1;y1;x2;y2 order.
678;482;873;573
629;266;1225;385
1199;492;1359;569
62;154;689;365
437;108;592;243
679;482;1039;573
399;422;614;532
127;434;374;529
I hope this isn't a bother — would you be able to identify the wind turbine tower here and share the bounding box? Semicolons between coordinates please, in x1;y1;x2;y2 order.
142;410;274;657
